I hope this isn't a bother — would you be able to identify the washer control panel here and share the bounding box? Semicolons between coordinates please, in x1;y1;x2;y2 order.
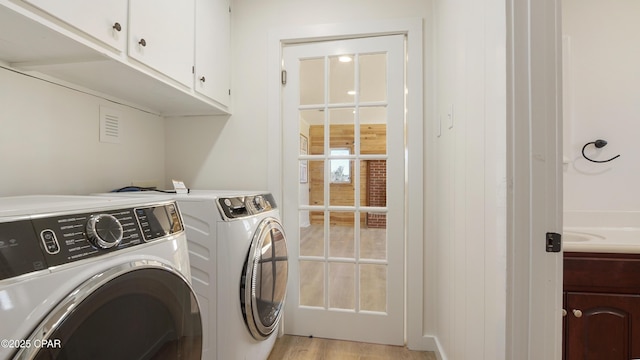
0;201;184;280
86;214;124;249
0;220;48;281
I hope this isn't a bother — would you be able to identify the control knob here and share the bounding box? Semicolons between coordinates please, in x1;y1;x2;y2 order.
86;214;123;249
253;195;266;211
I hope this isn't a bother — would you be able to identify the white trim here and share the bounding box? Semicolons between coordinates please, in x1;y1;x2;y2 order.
506;0;563;359
267;17;429;351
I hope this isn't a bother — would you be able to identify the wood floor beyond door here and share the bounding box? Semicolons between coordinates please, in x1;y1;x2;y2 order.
268;335;436;360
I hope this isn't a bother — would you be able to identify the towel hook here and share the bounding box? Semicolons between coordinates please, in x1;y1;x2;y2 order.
581;139;620;163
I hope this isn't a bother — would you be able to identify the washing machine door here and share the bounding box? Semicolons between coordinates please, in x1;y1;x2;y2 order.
242;217;288;340
13;261;202;360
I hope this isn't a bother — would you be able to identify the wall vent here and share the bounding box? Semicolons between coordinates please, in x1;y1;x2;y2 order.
99;106;121;144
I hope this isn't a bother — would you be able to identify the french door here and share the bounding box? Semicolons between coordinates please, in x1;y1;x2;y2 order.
281;34;405;345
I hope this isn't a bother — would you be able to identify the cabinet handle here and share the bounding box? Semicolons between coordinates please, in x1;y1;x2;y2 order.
113;22;122;32
572;309;583;318
199;76;206;83
138;38;147;47
562;309;567;317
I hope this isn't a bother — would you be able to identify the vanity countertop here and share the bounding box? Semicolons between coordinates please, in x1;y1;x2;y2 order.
564;227;640;254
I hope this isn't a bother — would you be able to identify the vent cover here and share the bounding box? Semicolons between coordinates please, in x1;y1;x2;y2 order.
99;106;121;144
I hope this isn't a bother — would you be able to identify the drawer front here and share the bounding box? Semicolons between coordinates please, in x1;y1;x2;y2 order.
564;252;640;294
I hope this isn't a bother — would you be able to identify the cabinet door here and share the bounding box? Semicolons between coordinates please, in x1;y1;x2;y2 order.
194;0;230;106
23;0;127;51
128;0;195;87
566;292;640;360
562;292;567;360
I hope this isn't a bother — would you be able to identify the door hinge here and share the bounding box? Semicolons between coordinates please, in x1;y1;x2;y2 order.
546;232;562;253
281;70;287;85
228;89;231;96
192;66;195;74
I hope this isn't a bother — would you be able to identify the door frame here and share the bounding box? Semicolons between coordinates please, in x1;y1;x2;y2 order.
506;0;563;359
266;18;428;350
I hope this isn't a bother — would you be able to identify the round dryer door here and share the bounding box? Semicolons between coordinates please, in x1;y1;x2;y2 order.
242;217;288;340
14;262;202;360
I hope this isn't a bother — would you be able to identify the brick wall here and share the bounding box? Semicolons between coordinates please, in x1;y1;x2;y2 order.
367;160;387;229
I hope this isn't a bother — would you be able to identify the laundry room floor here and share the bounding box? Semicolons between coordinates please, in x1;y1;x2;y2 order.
268;335;436;359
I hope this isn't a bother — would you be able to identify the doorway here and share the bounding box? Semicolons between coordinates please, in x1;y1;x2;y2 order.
281;34;405;345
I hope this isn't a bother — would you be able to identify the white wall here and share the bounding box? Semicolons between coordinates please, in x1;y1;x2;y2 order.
164;0;433;190
0;66;165;196
0;0;511;357
431;0;506;359
164;0;508;359
562;0;640;212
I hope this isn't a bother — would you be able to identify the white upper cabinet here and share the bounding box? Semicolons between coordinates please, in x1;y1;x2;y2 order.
22;0;127;52
0;0;229;115
194;0;230;107
128;0;195;88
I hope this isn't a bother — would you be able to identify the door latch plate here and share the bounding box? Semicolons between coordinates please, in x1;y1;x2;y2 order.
546;232;562;253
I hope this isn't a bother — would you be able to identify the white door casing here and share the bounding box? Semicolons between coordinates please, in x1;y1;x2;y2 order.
267;18;425;352
506;0;563;359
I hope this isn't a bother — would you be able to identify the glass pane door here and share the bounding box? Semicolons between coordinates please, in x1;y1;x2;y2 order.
283;34;405;345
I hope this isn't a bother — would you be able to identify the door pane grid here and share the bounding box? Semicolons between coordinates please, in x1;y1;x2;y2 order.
299;102;388;110
286;34;405;344
298;51;390;314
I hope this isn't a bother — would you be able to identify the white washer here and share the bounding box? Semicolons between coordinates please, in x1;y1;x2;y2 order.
98;190;289;360
0;195;202;360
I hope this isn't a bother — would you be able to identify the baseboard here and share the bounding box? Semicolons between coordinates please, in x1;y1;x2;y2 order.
408;335;445;360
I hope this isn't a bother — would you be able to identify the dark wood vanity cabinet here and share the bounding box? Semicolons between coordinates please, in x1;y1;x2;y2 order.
564;252;640;360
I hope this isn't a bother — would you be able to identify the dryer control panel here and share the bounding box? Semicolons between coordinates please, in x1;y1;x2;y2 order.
0;201;184;281
217;193;277;220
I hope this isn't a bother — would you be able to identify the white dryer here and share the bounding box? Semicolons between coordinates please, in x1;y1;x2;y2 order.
102;190;289;360
0;195;202;360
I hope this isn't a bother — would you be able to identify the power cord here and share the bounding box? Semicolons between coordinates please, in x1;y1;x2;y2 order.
112;186;189;193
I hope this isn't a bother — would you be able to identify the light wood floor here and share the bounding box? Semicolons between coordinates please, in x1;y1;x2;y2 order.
299;224;388;311
268;335;436;360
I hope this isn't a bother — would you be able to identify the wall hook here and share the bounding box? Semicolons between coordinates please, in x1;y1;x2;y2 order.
581;139;621;163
